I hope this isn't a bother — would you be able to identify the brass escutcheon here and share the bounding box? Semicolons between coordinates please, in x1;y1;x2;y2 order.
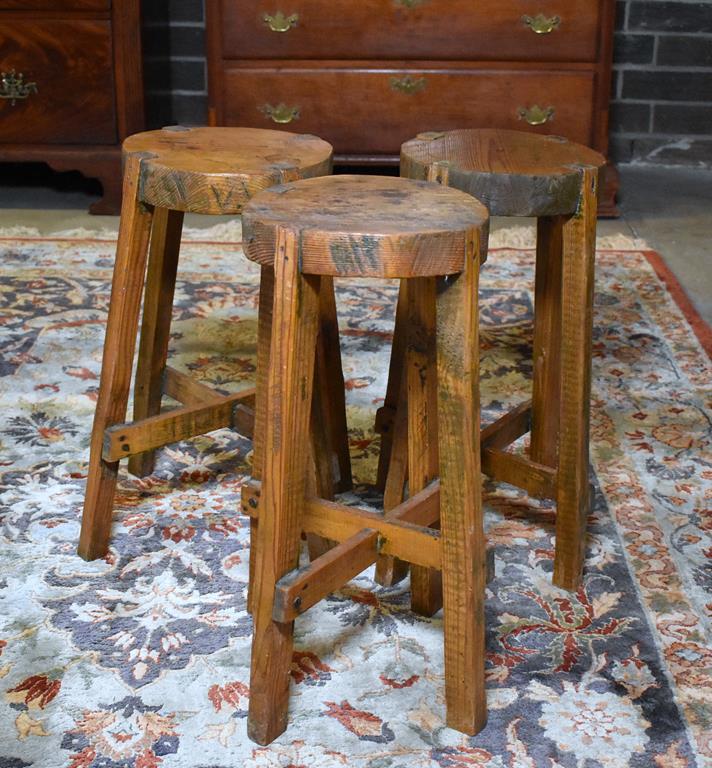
260;102;301;124
390;75;426;95
263;11;299;32
521;13;561;34
0;69;38;106
518;104;555;125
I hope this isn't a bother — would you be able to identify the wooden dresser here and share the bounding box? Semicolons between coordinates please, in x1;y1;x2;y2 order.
206;0;617;213
0;0;143;214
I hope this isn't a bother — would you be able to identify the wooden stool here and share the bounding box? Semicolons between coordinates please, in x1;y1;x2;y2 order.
240;175;490;744
381;128;605;592
77;126;351;561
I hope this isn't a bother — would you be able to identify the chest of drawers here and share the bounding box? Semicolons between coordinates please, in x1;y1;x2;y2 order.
0;0;143;213
206;0;617;212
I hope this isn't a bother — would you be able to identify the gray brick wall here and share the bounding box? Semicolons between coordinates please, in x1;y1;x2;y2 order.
142;0;208;127
141;0;712;167
612;0;712;166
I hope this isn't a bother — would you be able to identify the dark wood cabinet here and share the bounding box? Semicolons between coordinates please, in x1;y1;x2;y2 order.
207;0;618;213
219;0;603;63
0;0;143;213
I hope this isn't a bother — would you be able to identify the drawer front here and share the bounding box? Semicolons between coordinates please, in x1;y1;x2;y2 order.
0;20;116;144
221;0;600;62
222;68;595;155
0;1;110;9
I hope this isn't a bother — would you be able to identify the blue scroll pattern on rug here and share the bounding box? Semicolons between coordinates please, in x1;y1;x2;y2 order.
0;237;709;767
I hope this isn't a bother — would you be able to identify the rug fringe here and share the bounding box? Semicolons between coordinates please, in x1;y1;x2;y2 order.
0;220;648;250
490;226;649;251
0;222;245;242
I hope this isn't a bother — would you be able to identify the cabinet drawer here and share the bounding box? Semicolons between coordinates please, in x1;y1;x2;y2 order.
222;0;600;62
0;1;110;9
221;67;595;155
0;20;116;144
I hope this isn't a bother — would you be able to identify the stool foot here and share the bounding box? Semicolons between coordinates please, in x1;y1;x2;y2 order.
437;232;487;735
411;566;443;617
129;207;184;478
78;155;154;560
248;229;321;745
553;167;598;592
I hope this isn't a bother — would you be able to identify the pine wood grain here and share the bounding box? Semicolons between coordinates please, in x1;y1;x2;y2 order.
243;175;487;277
374;275;409;587
128;207;184;477
274;528;379;623
401;128;602;592
248;227;321;745
102;388;255;461
77;154;153;560
248;265;274;616
124;126;333;215
80;126;334;565
163;366;227;406
243;173;490;743
481;399;532;450
436;227;487;735
407;277;443;617
402;129;605;216
531;215;564;467
375;285;407;492
554;166;598;590
482;448;557;500
315;276;352;493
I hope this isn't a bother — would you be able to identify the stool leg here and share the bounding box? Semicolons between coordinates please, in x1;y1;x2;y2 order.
436;231;487;735
375;281;408;491
78;156;153;560
374;281;411;587
249;275;348;611
248;265;274;615
554;167;598;591
315;276;352;493
307;281;343;559
128;208;184;478
374;363;411;586
531;216;564;467
407;277;443;617
248;228;321;746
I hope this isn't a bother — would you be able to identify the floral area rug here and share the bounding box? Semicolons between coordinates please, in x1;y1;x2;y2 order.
0;223;710;768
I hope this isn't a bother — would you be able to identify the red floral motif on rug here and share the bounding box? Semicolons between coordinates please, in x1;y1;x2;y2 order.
0;229;709;767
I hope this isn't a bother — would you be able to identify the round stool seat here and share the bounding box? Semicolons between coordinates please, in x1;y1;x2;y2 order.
242;174;488;278
401;129;606;217
123;126;333;215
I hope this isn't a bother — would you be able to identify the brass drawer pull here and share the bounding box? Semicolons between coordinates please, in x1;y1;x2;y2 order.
260;102;300;124
518;104;555;125
522;14;561;34
390;75;426;95
394;0;427;7
263;11;299;32
0;69;38;106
